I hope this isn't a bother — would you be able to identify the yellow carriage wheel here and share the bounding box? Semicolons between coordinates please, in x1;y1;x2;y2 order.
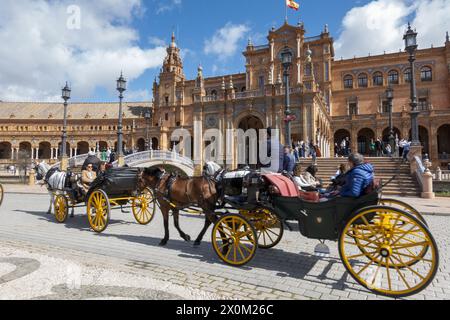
87;190;110;233
0;184;4;207
132;188;156;225
379;198;427;226
339;206;439;297
54;194;69;223
241;208;284;249
212;214;257;266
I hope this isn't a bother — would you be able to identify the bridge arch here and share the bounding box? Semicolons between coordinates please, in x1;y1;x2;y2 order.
113;150;194;176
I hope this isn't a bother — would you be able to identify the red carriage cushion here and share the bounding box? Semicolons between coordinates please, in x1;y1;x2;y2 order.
263;174;299;197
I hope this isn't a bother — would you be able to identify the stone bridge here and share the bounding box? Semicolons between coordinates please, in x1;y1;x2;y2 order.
52;150;195;176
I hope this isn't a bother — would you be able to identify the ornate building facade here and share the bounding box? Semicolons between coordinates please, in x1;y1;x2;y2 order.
1;22;450;168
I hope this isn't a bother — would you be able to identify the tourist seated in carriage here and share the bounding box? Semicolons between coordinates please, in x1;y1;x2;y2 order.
81;164;97;192
338;153;374;198
291;164;322;192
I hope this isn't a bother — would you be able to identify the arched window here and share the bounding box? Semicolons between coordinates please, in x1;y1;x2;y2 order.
403;68;412;83
373;72;383;86
343;75;353;89
421;66;432;82
388;70;399;85
358;73;368;88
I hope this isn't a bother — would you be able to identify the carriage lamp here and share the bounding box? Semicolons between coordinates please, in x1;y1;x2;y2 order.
404;23;420;147
279;46;294;146
61;82;71;170
116;72;127;165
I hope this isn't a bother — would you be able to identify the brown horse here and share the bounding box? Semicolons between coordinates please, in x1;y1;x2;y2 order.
140;167;220;246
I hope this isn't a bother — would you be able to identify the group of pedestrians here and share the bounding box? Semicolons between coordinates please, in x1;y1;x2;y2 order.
335;137;351;157
291;141;321;163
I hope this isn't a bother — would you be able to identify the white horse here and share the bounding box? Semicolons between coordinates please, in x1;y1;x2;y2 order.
34;162;75;217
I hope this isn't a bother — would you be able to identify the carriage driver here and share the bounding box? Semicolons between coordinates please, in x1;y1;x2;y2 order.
81;164;97;192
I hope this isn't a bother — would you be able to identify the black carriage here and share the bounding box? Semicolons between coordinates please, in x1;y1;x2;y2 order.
210;169;438;298
53;167;156;233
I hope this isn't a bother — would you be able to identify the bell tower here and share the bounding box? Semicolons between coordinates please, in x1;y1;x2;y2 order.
157;32;185;107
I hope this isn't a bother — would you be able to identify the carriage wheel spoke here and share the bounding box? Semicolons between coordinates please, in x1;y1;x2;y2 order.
389;257;411;289
390;255;425;280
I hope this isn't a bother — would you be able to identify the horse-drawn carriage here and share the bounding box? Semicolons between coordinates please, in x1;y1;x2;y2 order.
207;169;438;298
50;167;156;233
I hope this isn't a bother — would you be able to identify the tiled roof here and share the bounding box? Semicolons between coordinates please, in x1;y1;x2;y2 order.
0;101;152;120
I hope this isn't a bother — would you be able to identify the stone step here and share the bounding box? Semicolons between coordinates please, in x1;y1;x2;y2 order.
299;157;421;197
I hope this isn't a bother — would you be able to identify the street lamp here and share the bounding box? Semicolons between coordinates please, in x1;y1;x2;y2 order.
404;23;420;147
386;86;395;156
116;72;127;165
280;46;294;146
61;82;71;170
144;108;152;151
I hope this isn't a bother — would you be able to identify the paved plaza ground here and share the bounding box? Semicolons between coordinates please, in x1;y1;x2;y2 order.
0;187;449;300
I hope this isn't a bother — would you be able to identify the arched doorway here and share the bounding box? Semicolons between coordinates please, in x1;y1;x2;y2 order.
137;138;146;152
334;129;351;156
437;124;450;158
77;141;90;155
237;115;264;168
382;127;401;143
58;142;71;157
151;138;159;150
357;128;375;156
19;142;32;158
0;142;12;159
38;142;52;159
114;141;126;153
409;126;429;155
99;141;108;152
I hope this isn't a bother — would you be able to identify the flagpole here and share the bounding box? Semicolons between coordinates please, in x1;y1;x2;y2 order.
285;1;288;23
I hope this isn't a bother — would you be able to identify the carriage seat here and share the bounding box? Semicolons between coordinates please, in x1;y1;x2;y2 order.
263;174;300;197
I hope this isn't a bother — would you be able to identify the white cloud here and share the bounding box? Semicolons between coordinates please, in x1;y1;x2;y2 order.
0;0;166;102
335;0;450;59
204;23;250;59
155;0;182;14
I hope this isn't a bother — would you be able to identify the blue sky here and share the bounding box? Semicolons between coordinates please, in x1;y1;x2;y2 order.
124;0;373;103
0;0;448;103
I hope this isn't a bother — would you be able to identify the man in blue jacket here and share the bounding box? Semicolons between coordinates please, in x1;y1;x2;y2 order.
340;153;374;198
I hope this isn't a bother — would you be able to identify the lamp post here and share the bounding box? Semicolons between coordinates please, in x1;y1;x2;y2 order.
386;86;395;156
280;47;294;146
404;23;421;148
144;108;152;151
116;72;127;166
61;82;71;170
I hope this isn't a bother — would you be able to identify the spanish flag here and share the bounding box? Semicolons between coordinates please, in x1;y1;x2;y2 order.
286;0;300;11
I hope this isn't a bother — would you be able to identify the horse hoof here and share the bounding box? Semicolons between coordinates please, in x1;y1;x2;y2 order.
184;235;191;242
193;241;201;246
159;240;168;246
70;214;75;218
46;211;51;215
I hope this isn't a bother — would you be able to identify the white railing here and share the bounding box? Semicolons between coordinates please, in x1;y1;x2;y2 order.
434;169;450;181
112;150;194;169
412;155;426;189
51;153;89;169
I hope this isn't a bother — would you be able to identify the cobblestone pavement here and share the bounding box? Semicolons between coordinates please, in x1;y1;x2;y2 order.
0;193;449;300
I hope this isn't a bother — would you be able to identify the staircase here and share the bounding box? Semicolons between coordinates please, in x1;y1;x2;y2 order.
0;175;28;185
299;157;421;197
